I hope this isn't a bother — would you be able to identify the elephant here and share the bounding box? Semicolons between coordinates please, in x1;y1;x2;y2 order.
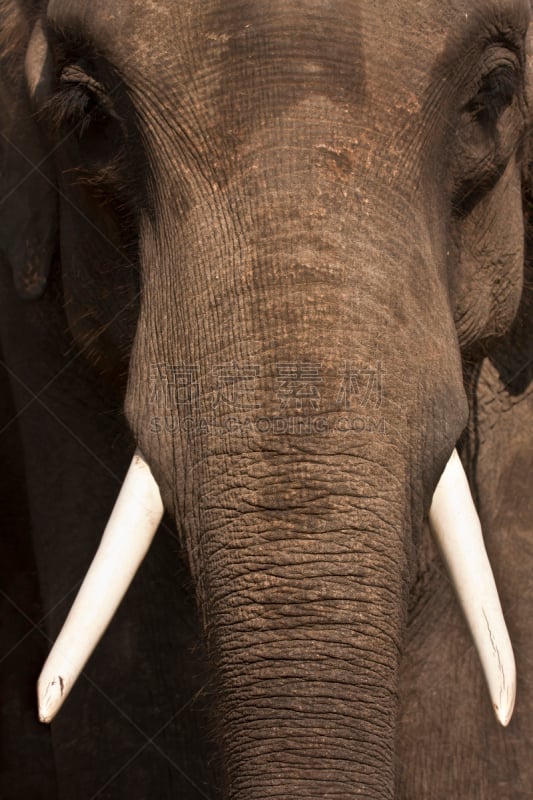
0;0;532;798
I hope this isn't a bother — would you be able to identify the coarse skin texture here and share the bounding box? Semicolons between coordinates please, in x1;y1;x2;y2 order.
0;1;532;798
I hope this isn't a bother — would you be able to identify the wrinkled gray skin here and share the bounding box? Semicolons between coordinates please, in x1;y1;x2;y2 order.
1;1;532;798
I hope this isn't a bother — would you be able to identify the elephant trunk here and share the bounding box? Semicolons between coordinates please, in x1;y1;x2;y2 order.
193;457;409;799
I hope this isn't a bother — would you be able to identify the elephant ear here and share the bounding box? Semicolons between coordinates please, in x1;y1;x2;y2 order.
490;160;533;392
0;5;57;299
493;35;533;390
460;93;533;520
485;68;533;392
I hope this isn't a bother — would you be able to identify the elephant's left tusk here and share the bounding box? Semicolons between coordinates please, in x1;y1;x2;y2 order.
37;450;164;723
429;449;516;727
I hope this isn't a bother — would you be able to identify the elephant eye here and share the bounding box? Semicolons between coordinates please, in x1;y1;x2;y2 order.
44;62;118;139
449;50;525;217
464;63;519;125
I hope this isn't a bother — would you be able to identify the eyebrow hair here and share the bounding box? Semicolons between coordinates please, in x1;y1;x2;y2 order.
44;6;109;64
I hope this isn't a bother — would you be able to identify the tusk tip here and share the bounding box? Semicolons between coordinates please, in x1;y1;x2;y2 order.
495;702;514;727
37;674;66;724
494;683;516;728
486;634;516;728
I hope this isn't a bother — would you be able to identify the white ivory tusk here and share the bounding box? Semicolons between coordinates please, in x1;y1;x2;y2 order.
37;450;164;723
429;449;516;726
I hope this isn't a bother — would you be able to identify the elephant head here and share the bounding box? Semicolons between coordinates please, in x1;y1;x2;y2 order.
2;1;531;797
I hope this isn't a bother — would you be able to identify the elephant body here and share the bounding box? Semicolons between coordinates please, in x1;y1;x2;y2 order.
0;1;532;798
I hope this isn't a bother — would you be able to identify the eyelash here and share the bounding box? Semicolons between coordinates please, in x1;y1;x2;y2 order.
49;85;98;135
43;68;116;137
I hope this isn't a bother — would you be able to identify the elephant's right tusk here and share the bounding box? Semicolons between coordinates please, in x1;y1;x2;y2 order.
37;450;164;724
429;449;516;727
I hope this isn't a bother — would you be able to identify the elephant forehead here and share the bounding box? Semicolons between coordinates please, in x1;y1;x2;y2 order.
48;1;410;82
46;0;529;93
